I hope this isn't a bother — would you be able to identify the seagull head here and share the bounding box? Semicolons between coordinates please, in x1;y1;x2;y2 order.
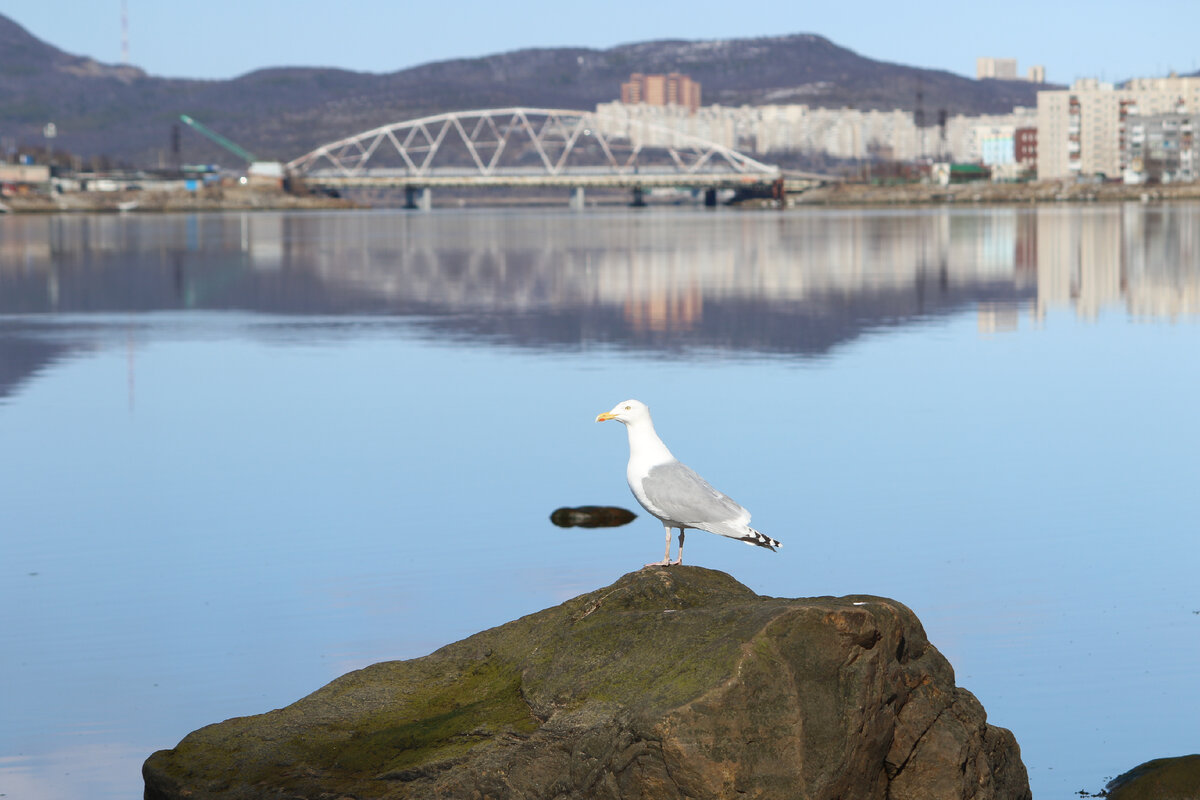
595;399;650;425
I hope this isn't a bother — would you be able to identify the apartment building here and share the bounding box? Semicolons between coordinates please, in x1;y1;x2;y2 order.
594;100;1036;166
1037;75;1200;180
1122;113;1195;183
1015;128;1038;165
953;109;1038;166
977;57;1046;83
620;73;702;113
977;58;1018;80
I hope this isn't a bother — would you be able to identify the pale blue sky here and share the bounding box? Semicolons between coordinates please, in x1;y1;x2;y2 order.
3;1;1198;85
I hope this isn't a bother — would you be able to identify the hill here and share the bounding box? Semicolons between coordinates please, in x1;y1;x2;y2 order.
0;14;1045;167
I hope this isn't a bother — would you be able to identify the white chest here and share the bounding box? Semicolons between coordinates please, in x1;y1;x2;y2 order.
623;427;675;519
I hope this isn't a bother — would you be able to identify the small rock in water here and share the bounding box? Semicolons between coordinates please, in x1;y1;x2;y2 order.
1105;754;1200;800
549;505;637;528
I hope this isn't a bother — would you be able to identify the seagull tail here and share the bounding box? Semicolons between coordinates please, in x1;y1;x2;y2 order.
741;528;781;552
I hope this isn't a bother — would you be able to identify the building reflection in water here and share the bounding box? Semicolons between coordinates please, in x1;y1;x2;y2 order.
0;203;1197;394
1031;203;1200;320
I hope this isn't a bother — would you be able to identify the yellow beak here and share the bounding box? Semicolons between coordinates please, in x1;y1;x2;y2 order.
595;412;617;422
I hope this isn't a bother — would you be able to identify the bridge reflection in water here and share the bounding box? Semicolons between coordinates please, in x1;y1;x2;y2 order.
2;204;1198;399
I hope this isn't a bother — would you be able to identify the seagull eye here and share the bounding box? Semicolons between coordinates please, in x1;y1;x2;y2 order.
624;405;631;410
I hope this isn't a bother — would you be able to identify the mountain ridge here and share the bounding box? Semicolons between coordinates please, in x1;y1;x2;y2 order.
0;14;1047;166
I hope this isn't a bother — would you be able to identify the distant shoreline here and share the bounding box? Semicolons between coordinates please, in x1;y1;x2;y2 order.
4;180;1199;214
0;185;361;214
786;180;1200;207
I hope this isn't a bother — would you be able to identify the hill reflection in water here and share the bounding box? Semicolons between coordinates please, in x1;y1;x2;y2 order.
1;203;1198;395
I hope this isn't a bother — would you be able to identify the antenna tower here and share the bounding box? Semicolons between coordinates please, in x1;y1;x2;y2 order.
121;1;130;65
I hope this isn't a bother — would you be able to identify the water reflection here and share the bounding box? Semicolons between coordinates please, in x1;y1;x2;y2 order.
549;506;638;529
1029;205;1200;319
1;204;1197;399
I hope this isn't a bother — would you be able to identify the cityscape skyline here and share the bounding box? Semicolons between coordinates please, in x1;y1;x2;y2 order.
4;1;1197;88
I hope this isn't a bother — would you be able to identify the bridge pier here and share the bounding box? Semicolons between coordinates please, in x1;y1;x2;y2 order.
704;188;718;207
630;187;646;207
569;186;586;211
404;186;432;211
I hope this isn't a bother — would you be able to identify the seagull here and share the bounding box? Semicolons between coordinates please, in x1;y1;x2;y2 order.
596;399;780;566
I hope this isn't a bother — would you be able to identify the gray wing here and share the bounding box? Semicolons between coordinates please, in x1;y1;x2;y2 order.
641;461;748;527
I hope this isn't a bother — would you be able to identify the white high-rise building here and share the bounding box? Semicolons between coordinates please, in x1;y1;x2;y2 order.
977;58;1045;83
594;101;1036;165
1037;75;1200;180
977;58;1018;80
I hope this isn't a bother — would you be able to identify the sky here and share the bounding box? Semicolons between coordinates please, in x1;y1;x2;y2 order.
2;1;1198;86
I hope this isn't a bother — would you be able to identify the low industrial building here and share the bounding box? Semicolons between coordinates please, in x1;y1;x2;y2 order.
0;163;51;194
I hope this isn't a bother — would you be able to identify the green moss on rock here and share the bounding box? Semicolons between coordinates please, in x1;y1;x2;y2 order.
302;659;538;777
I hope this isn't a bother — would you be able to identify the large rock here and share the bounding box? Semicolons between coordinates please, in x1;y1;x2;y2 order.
143;567;1030;800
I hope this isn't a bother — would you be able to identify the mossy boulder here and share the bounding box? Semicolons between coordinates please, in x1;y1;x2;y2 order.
1106;755;1200;800
143;566;1030;800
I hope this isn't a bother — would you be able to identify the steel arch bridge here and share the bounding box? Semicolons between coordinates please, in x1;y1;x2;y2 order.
285;107;784;196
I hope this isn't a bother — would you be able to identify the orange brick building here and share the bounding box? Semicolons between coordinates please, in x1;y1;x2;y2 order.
620;72;701;112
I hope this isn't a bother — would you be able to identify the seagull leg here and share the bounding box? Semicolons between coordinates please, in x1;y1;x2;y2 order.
644;524;674;567
672;529;685;565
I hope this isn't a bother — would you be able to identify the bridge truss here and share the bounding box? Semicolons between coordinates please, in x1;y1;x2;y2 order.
285;107;782;190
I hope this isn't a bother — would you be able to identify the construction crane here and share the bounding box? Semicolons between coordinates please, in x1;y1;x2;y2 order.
178;114;257;164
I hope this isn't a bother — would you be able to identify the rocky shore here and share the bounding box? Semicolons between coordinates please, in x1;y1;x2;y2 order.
1;185;359;213
143;567;1030;800
789;179;1200;207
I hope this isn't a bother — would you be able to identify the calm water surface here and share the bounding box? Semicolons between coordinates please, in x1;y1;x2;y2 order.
1;205;1197;799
